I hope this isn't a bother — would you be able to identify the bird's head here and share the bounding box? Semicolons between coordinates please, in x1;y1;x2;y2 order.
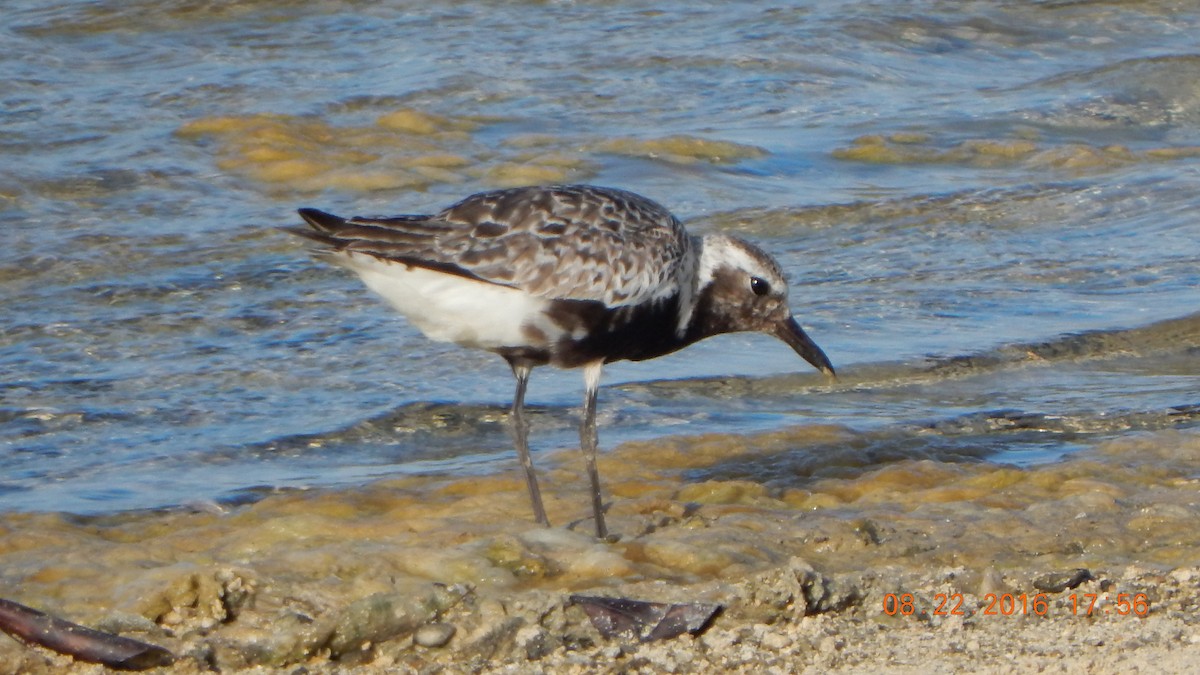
692;234;835;378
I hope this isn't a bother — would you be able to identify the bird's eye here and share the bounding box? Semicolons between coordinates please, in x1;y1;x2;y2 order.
750;276;770;297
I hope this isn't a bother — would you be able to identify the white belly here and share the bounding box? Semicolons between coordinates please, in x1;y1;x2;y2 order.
335;252;555;351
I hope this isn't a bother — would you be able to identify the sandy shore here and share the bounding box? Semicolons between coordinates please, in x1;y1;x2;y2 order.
2;426;1198;673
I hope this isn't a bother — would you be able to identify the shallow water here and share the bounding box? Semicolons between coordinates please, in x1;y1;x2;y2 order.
1;0;1198;514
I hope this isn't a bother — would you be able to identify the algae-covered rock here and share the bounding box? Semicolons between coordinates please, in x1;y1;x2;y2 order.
112;563;256;631
209;609;333;669
593;134;766;164
723;557;862;624
328;587;462;655
482;535;559;580
207;582;466;668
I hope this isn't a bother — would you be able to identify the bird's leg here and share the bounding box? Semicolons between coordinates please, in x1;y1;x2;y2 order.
581;362;608;539
508;362;549;527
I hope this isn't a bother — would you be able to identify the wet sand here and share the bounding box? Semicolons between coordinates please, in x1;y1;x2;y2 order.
3;426;1198;673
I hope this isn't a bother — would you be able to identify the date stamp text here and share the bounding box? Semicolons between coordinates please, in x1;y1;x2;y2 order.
882;592;1150;618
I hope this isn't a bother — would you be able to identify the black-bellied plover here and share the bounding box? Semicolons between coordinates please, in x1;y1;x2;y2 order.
288;184;834;539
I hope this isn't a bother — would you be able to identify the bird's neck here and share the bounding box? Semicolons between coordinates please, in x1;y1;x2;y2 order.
680;283;735;346
677;234;734;343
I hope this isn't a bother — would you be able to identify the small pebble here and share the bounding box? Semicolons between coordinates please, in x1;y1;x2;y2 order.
760;630;793;651
413;623;456;648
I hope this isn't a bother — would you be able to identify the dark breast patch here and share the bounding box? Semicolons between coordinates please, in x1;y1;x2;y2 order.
545;295;693;368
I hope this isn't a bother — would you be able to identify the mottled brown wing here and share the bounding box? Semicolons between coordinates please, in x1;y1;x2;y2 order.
304;185;692;307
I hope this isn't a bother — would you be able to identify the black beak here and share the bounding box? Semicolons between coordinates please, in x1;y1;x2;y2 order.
773;317;836;379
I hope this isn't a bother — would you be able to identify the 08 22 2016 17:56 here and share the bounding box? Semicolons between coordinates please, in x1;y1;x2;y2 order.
881;592;1150;617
